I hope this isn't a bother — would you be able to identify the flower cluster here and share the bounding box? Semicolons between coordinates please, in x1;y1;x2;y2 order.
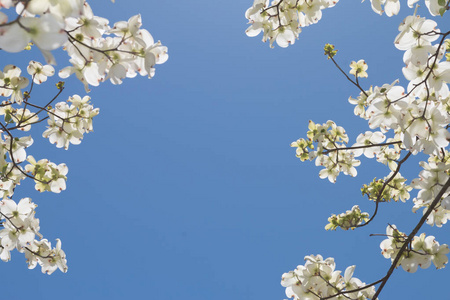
380;225;449;272
273;1;450;297
0;60;100;273
59;11;168;92
361;172;411;202
0;135;34;198
245;0;339;48
245;0;448;49
366;0;448;17
291;120;360;183
0;198;67;274
0;1;168;91
42;95;99;149
345;17;450;157
411;160;450;227
325;205;370;230
281;255;376;300
0;0;168;275
0;65;30;104
25;156;68;193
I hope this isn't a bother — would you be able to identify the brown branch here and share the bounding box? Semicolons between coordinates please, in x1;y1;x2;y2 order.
322;141;402;155
329;55;369;97
372;176;450;299
357;151;412;228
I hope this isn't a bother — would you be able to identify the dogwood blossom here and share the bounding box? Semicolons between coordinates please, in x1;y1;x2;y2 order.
0;65;30;104
27;61;55;84
349;59;368;78
12;108;39;131
281;255;376;300
351;131;385;158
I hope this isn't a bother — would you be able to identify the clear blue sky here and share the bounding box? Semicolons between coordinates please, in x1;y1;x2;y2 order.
2;1;450;300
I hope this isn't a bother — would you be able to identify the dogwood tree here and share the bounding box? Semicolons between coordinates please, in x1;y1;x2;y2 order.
0;0;167;274
245;0;449;299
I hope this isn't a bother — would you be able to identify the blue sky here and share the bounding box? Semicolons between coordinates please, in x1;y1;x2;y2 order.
2;1;450;300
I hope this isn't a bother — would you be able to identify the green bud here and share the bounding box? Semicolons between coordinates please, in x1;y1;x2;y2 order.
324;43;338;59
75;33;84;42
56;81;65;90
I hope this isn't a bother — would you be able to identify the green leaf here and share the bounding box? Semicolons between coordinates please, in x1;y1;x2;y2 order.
4;111;11;123
438;0;445;6
439;7;446;16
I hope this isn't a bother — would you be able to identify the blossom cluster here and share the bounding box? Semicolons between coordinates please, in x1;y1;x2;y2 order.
59;11;168;92
0;66;73;271
0;65;30;105
0;0;168;274
272;1;450;298
361;172;412;203
25;156;68;193
291;120;360;183
367;0;449;17
380;225;449;272
0;1;168;92
281;255;376;299
43;95;99;149
411;159;450;227
245;0;339;48
347;16;450;156
325;205;370;230
0;198;67;274
245;0;448;49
